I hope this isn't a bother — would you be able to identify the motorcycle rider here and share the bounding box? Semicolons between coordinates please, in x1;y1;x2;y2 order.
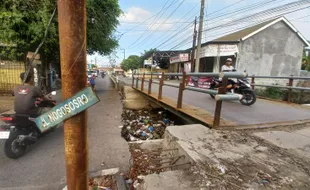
13;72;53;116
221;58;237;93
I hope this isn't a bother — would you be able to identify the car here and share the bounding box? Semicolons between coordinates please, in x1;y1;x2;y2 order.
91;71;98;77
87;71;92;78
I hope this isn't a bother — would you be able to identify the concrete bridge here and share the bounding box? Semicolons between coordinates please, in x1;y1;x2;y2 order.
117;76;310;128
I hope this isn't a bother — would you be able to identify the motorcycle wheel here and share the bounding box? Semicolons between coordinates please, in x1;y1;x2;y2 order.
4;130;26;159
240;91;257;106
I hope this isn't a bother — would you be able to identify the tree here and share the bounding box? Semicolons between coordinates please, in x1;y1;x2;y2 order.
0;0;58;62
121;55;141;71
86;0;121;55
0;0;121;62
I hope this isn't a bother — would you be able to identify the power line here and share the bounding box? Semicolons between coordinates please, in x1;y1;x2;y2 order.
127;0;178;48
151;4;199;48
120;21;193;25
204;0;279;24
119;0;172;39
168;1;310;51
155;21;194;49
202;0;310;33
129;0;186;49
149;0;264;50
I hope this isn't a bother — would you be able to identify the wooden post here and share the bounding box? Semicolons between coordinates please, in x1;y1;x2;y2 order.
287;76;294;103
213;78;227;127
158;72;164;100
132;73;134;87
136;75;139;89
141;73;145;91
177;72;187;109
251;76;255;90
148;72;152;94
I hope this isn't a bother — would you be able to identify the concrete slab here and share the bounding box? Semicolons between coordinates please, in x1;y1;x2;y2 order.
163;124;310;189
136;170;197;190
254;127;310;158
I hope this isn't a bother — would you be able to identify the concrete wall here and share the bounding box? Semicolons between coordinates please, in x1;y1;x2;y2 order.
237;21;304;81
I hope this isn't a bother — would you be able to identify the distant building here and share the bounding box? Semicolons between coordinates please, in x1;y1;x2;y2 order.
192;16;309;78
113;67;124;75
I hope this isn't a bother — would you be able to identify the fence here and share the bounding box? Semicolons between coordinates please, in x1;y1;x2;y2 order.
250;75;310;102
132;72;246;127
0;57;26;95
131;72;310;127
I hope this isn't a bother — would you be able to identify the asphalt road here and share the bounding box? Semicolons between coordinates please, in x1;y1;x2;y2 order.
119;76;310;125
0;77;130;189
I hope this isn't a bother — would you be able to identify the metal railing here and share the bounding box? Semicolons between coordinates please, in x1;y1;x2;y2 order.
132;72;246;127
250;75;310;102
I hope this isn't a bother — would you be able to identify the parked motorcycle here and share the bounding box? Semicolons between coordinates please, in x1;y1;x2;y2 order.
0;92;57;159
209;77;257;106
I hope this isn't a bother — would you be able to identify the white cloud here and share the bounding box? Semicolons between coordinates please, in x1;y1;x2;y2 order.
119;7;151;22
119;7;185;32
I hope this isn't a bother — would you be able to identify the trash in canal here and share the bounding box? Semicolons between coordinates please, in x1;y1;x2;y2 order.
121;109;175;141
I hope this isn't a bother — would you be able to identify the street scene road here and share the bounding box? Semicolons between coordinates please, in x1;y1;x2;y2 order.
1;0;310;189
119;76;310;125
0;78;129;189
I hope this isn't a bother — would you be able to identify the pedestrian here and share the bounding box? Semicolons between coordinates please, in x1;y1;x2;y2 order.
89;74;96;90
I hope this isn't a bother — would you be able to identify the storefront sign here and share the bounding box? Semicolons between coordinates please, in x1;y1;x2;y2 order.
199;44;238;58
35;87;100;132
170;53;189;64
144;60;152;66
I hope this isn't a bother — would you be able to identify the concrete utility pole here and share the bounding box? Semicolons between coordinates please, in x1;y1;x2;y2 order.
57;0;88;189
191;17;197;72
194;0;205;73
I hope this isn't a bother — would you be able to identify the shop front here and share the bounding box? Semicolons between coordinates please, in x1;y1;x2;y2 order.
196;43;239;73
169;53;189;73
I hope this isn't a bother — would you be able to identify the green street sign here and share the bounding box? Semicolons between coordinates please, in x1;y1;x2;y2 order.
35;87;100;132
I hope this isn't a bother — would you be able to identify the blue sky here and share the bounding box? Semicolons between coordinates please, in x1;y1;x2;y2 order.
88;0;310;66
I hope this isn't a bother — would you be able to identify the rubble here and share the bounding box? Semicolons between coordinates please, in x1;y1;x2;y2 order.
121;109;174;141
124;146;167;190
88;175;117;190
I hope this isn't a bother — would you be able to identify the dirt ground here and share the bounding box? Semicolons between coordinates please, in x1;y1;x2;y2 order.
189;125;310;190
0;96;14;113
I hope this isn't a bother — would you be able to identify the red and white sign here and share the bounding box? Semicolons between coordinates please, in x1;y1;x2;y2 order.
170;53;189;64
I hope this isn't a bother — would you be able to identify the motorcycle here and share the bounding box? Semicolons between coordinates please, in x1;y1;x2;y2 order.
209;76;257;106
0;91;57;159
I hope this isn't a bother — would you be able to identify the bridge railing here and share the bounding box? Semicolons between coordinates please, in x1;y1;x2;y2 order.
132;72;246;127
250;75;310;102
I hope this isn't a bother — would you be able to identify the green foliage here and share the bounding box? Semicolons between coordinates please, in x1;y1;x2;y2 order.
121;55;141;71
265;87;286;99
301;49;310;71
86;0;121;55
0;0;58;61
0;0;121;63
